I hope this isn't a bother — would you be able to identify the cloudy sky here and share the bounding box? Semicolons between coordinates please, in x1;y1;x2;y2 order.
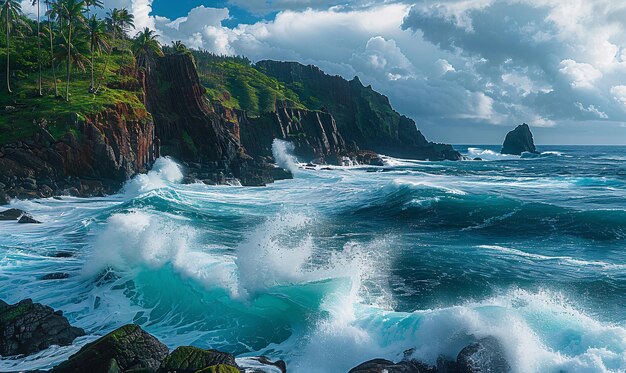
24;0;626;144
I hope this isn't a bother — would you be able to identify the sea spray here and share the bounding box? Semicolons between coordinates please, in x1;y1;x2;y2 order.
123;157;184;195
272;139;299;174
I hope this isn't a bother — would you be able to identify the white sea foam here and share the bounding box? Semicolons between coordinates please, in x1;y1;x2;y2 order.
478;245;626;270
467;147;520;160
272;139;300;174
289;289;626;373
123;157;183;195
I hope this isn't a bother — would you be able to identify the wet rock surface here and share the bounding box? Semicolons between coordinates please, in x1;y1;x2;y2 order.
349;336;511;373
456;337;511;373
0;299;85;357
52;324;169;373
501;123;538;155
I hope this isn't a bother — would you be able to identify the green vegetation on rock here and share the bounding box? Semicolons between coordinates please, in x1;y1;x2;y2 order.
0;3;151;146
195;364;240;373
191;51;304;116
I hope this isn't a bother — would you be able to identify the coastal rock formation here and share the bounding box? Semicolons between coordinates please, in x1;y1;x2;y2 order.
44;322;286;373
456;337;511;373
146;53;287;186
256;61;461;161
157;346;239;372
501;123;538;155
17;214;41;224
238;107;347;163
0;299;85;356
0;208;26;220
0;51;462;201
146;54;240;165
0;103;157;203
348;358;435;372
349;336;510;373
53;324;169;373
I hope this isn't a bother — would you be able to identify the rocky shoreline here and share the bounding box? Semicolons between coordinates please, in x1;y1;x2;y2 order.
1;52;463;205
1;298;512;373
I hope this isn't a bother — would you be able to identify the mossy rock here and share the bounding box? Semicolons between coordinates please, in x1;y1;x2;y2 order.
0;299;85;357
53;324;169;373
158;346;239;373
195;365;240;373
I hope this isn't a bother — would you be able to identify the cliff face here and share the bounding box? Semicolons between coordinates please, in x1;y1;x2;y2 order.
146;54;241;163
501;123;538;155
146;54;291;186
0;103;157;203
238;107;348;163
256;60;461;161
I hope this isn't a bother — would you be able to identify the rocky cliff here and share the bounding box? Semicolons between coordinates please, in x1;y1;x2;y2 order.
0;103;157;203
256;60;461;161
146;53;291;186
0;51;464;203
238;107;347;162
501;123;538;155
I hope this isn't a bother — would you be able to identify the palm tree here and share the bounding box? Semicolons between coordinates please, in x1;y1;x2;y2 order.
31;0;43;95
83;0;101;21
132;27;163;72
44;0;58;96
87;15;107;91
54;27;88;81
56;0;85;101
1;0;30;93
94;7;134;93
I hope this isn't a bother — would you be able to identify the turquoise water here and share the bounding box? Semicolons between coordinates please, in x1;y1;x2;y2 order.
0;144;625;372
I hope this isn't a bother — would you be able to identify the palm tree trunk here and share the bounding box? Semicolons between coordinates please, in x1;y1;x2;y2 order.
90;43;94;90
65;20;72;101
94;29;114;94
6;8;11;94
37;0;42;96
87;6;93;90
47;1;58;96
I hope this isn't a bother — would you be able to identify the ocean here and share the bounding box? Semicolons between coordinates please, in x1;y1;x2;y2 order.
1;142;625;372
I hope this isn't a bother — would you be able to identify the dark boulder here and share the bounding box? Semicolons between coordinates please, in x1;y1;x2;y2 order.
456;336;511;373
18;214;42;224
52;251;75;258
0;299;85;357
157;346;239;373
53;324;169;373
348;358;435;373
0;208;25;220
501;123;538;155
40;272;70;280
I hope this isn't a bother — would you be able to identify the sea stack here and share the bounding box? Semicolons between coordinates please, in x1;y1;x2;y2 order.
501;123;539;155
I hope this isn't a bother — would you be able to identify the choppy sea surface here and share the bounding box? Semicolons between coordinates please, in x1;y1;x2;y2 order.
1;143;625;372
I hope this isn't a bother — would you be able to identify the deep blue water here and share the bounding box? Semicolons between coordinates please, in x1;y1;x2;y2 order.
0;144;625;372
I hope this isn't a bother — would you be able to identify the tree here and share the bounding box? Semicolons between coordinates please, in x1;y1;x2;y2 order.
54;27;88;82
31;0;42;95
83;0;101;22
1;0;30;93
56;0;85;101
94;7;133;93
44;0;58;96
87;15;107;91
132;27;163;72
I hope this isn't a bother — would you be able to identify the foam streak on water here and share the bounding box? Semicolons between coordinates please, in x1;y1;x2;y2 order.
1;145;626;372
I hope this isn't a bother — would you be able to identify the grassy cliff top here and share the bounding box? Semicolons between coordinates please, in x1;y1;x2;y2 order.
192;52;305;116
0;31;147;146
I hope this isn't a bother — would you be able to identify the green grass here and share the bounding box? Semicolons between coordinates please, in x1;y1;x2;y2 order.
0;36;147;145
194;54;305;116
